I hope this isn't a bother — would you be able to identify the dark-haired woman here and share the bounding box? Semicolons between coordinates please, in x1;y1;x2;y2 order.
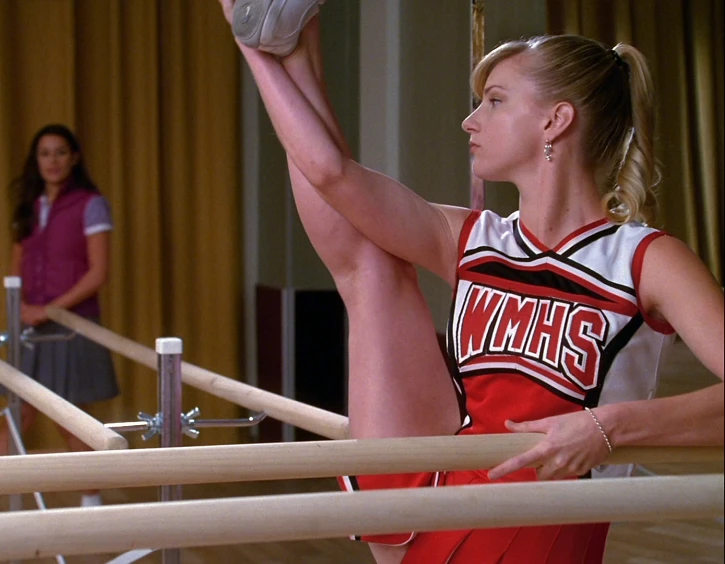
2;124;118;506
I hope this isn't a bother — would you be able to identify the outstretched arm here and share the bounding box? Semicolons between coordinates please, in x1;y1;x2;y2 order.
490;236;724;480
598;236;724;443
217;0;468;285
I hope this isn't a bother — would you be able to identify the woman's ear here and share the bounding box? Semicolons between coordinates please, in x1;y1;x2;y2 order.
543;101;576;142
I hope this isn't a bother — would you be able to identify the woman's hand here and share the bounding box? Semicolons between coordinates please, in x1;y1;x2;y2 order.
21;303;48;327
488;410;612;481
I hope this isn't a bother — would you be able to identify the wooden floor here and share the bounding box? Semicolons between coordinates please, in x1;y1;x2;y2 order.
2;340;723;563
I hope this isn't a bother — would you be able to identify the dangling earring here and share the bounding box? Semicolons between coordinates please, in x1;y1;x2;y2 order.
544;139;553;162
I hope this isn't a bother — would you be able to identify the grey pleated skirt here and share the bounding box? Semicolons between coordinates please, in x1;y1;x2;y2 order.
15;319;119;405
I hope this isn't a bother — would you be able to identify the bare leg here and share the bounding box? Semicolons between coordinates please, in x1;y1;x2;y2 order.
1;401;98;497
0;401;37;455
281;17;460;439
57;406;99;498
278;20;460;563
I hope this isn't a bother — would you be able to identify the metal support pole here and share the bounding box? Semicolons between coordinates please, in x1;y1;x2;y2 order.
4;278;66;564
156;337;183;564
4;277;23;514
282;173;296;443
281;287;295;443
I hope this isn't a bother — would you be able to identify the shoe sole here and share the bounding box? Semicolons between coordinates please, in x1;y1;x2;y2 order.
233;0;320;56
232;0;272;47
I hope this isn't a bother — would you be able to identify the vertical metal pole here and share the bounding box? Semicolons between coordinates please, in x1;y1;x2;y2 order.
4;276;65;564
4;412;67;564
4;276;23;514
282;175;296;442
156;337;183;564
242;61;261;441
281;287;296;443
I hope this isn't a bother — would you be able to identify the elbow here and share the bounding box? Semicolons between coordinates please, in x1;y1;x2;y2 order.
89;267;109;290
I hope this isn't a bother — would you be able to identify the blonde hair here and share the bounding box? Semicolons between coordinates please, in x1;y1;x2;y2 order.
471;35;659;225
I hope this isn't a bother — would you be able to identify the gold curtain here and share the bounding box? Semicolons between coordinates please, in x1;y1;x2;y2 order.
472;0;485;66
547;0;724;283
0;0;243;450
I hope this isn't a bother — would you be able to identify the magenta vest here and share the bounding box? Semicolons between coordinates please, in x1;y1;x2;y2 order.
21;187;101;318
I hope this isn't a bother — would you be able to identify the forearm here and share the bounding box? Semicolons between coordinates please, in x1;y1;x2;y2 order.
48;269;106;311
9;243;22;276
596;383;724;447
241;43;346;187
281;22;352;160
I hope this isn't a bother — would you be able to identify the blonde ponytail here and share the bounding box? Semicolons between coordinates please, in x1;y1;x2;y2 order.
602;44;660;225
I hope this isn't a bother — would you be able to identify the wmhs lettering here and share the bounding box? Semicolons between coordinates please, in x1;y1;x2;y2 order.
458;285;609;392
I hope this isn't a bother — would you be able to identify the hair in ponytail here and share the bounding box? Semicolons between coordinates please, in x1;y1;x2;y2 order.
601;44;659;225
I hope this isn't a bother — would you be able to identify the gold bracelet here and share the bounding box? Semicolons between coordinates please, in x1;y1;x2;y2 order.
585;407;613;453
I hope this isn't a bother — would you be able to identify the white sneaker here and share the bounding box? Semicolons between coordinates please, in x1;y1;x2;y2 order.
232;0;323;57
80;493;102;507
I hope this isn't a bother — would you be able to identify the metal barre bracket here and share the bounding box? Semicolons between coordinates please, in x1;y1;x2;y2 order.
0;327;79;351
104;408;267;440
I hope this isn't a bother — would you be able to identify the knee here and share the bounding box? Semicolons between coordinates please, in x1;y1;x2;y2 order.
335;247;418;301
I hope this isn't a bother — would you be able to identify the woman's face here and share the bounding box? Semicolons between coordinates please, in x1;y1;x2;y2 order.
36;134;78;187
462;54;548;182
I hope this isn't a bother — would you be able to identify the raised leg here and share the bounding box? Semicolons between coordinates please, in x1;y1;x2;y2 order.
280;18;460;440
277;20;460;563
0;401;37;455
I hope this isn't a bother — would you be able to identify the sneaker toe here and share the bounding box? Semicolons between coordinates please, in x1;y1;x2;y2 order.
232;0;270;46
259;0;320;55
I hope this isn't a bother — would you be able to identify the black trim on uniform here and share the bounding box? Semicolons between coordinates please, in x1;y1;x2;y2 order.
553;252;636;297
560;224;621;258
460;247;637;298
446;298;469;427
462;244;539;261
467;261;615;302
512;218;538;257
586;313;645;408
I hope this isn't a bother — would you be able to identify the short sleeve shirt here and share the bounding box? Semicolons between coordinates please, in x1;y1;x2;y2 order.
39;194;113;235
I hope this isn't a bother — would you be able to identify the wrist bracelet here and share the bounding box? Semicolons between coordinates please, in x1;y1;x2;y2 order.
585;407;613;453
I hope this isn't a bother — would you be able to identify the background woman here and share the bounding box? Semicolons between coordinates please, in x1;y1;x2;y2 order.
1;124;119;507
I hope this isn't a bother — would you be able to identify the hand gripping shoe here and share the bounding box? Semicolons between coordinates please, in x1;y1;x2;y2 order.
232;0;323;57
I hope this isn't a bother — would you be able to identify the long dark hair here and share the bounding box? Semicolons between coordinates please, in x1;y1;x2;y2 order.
10;124;99;242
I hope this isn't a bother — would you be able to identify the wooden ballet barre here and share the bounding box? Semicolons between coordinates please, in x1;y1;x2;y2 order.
46;307;349;440
0;474;721;560
0;433;721;495
0;359;127;451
